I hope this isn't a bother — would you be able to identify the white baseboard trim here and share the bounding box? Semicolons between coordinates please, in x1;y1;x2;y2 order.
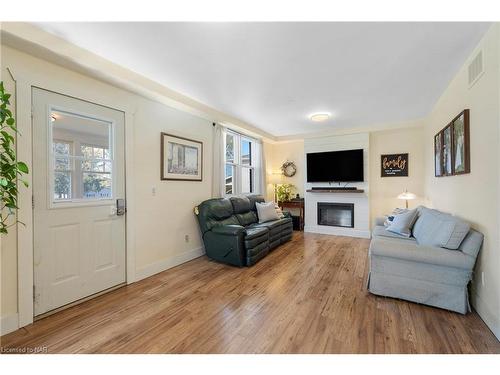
1;313;19;336
470;290;500;341
304;226;371;239
135;246;205;282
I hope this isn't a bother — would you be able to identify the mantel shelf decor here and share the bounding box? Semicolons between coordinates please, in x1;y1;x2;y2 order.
306;189;365;194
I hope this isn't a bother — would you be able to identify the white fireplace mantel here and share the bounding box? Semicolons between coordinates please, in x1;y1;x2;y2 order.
303;133;371;239
304;191;370;238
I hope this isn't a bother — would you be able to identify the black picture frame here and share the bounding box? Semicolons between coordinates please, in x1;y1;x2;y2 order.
381;153;409;177
442;124;453;176
160;132;203;181
452;109;470;175
434;109;470;178
434;132;443;177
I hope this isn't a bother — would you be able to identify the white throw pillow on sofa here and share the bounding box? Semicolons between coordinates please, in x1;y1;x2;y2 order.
256;202;280;223
275;204;285;219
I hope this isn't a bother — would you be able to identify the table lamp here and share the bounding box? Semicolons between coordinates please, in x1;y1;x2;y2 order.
397;189;417;209
268;172;283;202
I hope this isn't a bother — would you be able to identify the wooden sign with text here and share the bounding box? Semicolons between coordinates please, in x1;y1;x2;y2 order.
381;153;408;177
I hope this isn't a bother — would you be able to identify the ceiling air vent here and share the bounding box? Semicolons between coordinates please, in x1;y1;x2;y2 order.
468;50;484;88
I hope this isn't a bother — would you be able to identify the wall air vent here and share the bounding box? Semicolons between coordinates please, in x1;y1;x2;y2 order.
468;50;484;88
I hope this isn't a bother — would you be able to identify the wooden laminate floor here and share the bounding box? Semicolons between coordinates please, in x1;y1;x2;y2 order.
1;232;499;354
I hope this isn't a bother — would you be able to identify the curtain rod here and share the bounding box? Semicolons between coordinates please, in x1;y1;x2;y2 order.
213;122;262;142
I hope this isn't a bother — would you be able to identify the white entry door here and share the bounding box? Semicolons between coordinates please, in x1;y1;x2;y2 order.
32;88;126;316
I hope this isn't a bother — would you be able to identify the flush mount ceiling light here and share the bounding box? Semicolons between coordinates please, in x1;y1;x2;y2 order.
51;114;57;122
309;113;331;122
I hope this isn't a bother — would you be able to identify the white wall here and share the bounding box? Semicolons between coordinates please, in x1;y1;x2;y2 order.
0;45;213;330
423;24;500;338
132;97;212;277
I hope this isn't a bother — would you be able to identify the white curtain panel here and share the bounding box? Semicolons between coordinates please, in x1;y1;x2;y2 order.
254;140;266;196
212;123;226;198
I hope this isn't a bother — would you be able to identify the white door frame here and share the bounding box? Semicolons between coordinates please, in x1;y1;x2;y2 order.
9;67;137;328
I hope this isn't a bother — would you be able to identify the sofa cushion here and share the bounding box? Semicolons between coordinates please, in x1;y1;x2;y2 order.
369;238;475;270
236;211;258;226
212;224;245;236
197;198;239;234
276;217;293;226
386;209;418;237
256;201;280;223
458;229;484;259
250;220;282;230
247;194;265;211
244;226;269;240
230;196;251;213
413;207;470;250
372;225;417;242
244;227;269;248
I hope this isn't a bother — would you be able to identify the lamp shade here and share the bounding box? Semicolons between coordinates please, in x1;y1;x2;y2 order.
397;191;417;200
268;172;283;185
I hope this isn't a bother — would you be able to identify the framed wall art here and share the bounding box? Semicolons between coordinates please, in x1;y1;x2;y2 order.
434;132;443;177
442;124;453;176
434;109;470;177
452;110;470;175
161;132;203;181
381;153;408;177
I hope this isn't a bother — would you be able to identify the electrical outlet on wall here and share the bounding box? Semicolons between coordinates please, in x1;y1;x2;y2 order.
152;186;156;196
185;234;190;243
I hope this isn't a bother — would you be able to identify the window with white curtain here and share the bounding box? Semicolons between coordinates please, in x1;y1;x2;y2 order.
224;130;260;195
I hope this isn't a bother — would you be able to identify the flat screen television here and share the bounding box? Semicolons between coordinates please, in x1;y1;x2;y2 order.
306;149;364;182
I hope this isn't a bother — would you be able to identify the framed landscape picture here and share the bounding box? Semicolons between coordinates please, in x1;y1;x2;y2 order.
442;124;453;176
433;109;470;178
452;109;470;175
161;133;203;181
434;132;443;177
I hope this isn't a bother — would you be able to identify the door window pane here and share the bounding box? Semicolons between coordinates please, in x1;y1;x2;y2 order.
53;141;73;200
80;144;111;199
225;164;234;194
54;156;71;171
51;110;113;202
54;171;71;200
83;173;112;199
53;141;70;156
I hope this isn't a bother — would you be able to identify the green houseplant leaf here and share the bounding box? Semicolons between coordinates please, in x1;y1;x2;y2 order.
276;183;296;203
0;81;29;234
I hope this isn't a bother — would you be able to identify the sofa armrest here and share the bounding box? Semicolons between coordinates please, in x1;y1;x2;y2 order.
212;224;246;236
204;225;246;266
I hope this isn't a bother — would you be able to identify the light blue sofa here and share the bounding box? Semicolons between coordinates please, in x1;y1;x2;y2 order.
367;206;483;314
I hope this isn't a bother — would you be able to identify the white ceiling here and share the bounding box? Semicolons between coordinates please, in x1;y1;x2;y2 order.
37;22;490;137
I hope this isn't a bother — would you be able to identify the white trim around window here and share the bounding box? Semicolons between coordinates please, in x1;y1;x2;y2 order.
224;130;261;196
